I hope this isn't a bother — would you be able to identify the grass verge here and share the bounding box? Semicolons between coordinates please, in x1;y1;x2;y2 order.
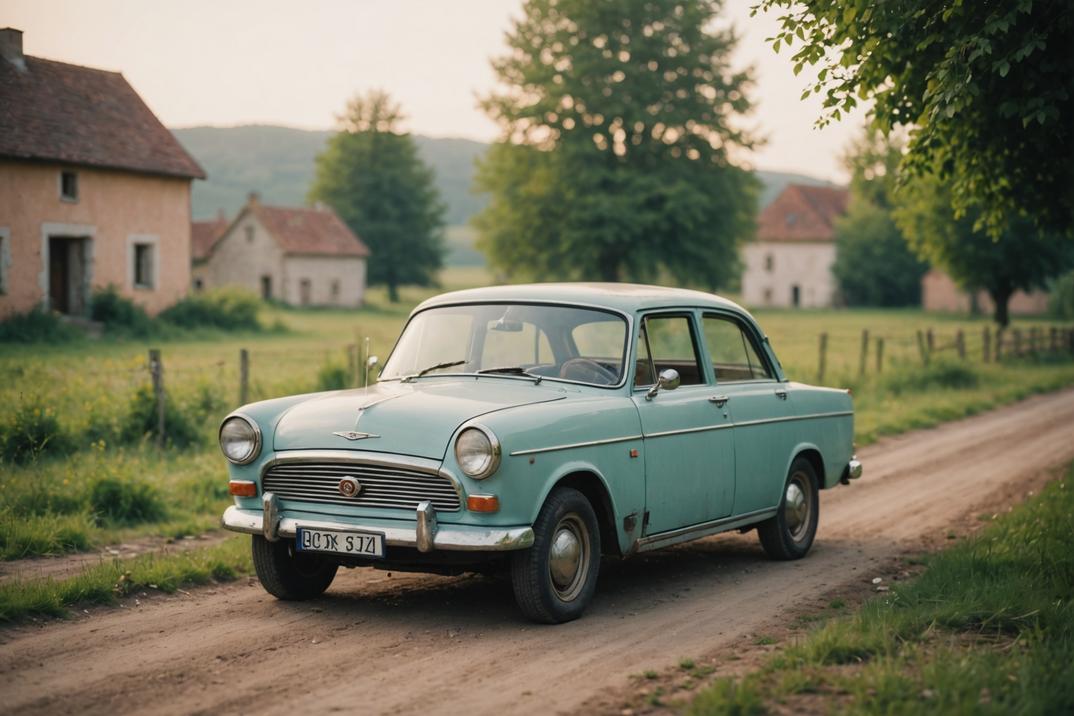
688;464;1074;715
0;535;251;622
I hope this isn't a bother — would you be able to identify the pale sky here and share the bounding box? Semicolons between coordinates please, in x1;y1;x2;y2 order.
4;0;863;182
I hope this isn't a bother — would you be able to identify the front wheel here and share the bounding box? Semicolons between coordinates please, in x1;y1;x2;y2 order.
251;535;338;600
511;487;601;624
757;457;819;560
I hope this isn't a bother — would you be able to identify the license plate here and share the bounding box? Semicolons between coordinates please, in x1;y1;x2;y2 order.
295;527;384;558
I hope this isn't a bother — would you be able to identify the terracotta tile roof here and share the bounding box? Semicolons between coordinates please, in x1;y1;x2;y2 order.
191;217;229;261
254;204;370;258
756;184;848;242
0;55;205;179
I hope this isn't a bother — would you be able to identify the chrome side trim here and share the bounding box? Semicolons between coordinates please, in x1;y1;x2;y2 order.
645;423;733;439
221;505;534;552
733;411;853;429
635;507;777;553
509;434;643;457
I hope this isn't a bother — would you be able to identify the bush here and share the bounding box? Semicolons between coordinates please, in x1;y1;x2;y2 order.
316;357;352;391
89;477;166;525
0;401;68;464
0;308;81;343
881;359;979;396
1051;270;1074;319
121;384;203;449
90;286;154;336
159;288;262;331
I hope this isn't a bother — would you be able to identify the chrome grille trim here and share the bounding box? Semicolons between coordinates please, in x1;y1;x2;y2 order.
261;455;462;512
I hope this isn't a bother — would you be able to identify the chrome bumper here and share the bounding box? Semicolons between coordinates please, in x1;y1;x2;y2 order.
221;492;534;553
843;455;863;483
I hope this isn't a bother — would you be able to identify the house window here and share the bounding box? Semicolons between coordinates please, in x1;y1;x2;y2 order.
193;277;204;291
299;278;312;306
764;254;774;272
128;235;158;290
260;275;273;300
245;225;255;243
60;171;78;201
763;288;772;304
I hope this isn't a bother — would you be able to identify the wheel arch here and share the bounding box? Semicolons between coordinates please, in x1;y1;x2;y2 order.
788;444;826;489
536;463;623;558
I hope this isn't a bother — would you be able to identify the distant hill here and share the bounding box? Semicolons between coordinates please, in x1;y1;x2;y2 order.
173;124;836;263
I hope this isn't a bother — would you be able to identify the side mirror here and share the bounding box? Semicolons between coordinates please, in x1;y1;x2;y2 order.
366;355;379;374
645;368;680;400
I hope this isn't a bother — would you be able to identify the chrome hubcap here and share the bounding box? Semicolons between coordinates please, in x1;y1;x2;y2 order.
548;514;590;601
784;473;811;541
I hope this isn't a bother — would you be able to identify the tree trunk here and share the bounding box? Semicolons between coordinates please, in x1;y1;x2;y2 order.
387;280;399;303
990;285;1013;328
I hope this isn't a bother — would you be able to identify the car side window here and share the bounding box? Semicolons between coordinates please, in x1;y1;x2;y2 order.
640;315;705;386
702;315;773;382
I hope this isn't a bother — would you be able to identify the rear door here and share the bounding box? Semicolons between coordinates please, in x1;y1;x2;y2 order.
699;313;796;515
632;312;735;534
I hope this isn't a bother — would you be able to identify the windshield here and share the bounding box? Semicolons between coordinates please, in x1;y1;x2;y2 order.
380;303;629;387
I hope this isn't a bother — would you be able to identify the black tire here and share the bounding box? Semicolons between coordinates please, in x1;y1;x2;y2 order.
511;487;601;624
251;535;338;600
758;457;820;560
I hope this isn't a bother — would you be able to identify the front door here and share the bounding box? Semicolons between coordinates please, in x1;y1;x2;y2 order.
47;236;89;315
632;313;735;535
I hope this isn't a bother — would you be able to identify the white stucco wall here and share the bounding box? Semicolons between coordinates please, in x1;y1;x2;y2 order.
282;254;367;307
202;214;284;300
741;241;837;308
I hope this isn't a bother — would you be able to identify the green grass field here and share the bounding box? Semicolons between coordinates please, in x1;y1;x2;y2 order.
1;267;1072;576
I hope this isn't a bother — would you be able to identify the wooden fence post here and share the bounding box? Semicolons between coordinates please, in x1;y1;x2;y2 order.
858;329;870;377
996;328;1004;361
817;333;828;384
1013;328;1023;356
982;326;991;363
875;337;885;374
916;330;930;365
239;348;249;405
1050;327;1058;352
956;329;966;360
148;349;164;449
926;329;935;353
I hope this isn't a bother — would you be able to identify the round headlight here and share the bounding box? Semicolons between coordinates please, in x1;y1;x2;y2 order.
455;426;500;479
219;415;261;465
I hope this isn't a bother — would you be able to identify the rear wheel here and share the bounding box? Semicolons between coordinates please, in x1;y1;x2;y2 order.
252;535;338;600
758;457;819;560
511;487;601;623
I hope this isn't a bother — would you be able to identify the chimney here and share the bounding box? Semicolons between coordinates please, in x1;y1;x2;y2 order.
0;28;25;71
246;191;260;209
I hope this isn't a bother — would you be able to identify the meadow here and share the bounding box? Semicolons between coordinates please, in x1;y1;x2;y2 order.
1;266;1073;580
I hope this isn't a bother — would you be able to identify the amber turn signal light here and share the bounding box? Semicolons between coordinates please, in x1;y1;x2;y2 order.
228;480;257;497
467;494;500;512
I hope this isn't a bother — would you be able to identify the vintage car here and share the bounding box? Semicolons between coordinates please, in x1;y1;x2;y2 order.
220;283;861;623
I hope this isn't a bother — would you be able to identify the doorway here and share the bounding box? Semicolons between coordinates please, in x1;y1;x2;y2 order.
791;284;801;308
48;236;91;315
260;275;273;300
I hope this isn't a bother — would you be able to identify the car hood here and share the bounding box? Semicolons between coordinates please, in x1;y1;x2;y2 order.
272;378;567;460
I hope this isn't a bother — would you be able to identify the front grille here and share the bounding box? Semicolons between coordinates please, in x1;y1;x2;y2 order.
262;461;461;512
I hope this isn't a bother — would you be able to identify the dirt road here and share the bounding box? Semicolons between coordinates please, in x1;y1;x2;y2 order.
3;388;1074;716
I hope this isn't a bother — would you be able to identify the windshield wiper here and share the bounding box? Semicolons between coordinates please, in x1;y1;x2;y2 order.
401;360;465;382
477;366;543;384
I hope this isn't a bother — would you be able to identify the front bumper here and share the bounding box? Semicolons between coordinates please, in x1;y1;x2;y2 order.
221;492;534;553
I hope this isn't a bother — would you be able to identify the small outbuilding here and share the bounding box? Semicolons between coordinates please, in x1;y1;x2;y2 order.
192;194;370;307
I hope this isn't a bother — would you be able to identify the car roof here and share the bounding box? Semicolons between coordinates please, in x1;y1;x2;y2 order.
414;282;748;316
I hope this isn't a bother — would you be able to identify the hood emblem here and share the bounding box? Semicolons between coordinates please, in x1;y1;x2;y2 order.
338;477;362;497
333;430;379;441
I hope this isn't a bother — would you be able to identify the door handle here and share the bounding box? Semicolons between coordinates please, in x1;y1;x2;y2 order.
709;395;730;407
775;388;788;400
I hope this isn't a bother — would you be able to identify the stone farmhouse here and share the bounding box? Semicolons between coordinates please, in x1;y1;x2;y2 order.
0;28;205;319
192;194;370;307
741;184;848;308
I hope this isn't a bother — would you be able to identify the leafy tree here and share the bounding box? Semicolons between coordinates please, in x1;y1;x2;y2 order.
475;0;759;286
833;129;926;307
893;174;1074;327
310;91;445;302
756;0;1074;240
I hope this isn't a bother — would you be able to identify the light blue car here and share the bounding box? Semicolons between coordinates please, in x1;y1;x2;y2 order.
220;283;860;623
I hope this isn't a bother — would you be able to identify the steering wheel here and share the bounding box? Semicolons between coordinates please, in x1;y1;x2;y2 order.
558;358;619;385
